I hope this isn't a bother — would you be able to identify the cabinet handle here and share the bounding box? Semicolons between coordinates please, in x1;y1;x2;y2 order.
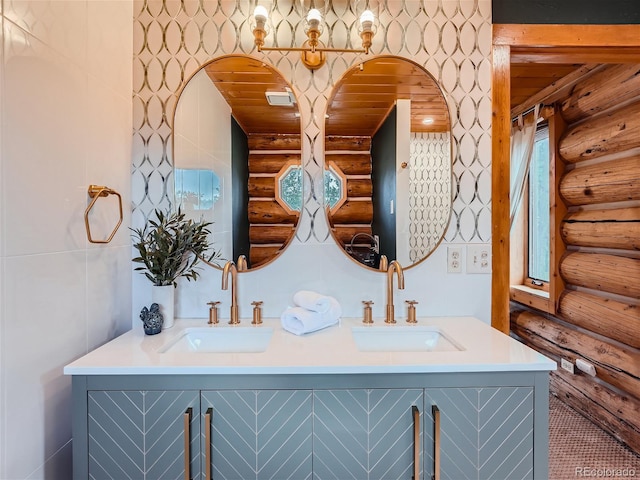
184;407;192;480
412;405;420;480
205;407;213;480
432;405;441;480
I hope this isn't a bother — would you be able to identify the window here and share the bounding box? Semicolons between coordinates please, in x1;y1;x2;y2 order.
527;127;550;285
510;110;566;314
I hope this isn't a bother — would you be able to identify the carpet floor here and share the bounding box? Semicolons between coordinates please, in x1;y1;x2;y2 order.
549;394;640;479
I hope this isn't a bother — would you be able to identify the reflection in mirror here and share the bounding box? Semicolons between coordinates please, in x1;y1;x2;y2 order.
173;55;301;270
325;56;452;270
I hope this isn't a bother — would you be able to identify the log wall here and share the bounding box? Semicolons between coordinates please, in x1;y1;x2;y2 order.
325;135;374;255
511;63;640;454
246;133;300;267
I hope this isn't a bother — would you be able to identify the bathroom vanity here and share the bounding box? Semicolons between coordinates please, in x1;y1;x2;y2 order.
65;316;555;480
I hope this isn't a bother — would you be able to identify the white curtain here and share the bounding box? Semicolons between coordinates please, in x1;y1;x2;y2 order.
510;104;541;228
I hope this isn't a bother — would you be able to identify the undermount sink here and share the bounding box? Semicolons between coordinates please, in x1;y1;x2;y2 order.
159;327;273;353
351;325;464;352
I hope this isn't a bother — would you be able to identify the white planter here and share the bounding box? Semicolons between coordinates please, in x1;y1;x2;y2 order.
152;285;175;329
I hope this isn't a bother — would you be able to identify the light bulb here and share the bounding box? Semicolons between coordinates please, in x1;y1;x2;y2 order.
254;5;268;29
306;8;322;29
360;9;375;32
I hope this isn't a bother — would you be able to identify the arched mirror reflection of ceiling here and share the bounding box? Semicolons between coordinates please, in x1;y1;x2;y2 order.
325;56;452;270
173;55;301;271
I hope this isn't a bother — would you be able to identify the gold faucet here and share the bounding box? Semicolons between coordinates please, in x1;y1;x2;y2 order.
385;260;405;324
237;254;248;271
222;260;239;324
378;254;388;271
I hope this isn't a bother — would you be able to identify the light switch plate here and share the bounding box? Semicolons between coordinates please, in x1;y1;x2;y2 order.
466;244;491;274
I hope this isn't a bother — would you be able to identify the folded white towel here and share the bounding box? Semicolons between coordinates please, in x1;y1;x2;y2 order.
293;290;333;313
281;297;342;336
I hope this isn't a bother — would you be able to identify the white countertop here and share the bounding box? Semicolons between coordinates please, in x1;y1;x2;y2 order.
64;316;556;375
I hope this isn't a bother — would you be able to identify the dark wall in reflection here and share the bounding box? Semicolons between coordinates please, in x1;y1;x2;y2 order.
371;107;397;261
231;117;250;265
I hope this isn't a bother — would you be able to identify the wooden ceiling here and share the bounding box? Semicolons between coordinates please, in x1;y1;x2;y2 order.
205;55;450;139
510;62;584;111
204;56;301;135
325;57;450;137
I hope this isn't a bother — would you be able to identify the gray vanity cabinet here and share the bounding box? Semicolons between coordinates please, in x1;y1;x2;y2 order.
312;389;423;480
73;373;548;480
423;387;535;480
87;390;201;480
201;390;313;480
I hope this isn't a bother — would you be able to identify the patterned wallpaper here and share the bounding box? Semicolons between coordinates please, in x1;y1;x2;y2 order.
409;132;451;261
132;0;492;246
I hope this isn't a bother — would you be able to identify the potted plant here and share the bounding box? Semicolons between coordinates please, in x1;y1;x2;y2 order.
131;208;220;329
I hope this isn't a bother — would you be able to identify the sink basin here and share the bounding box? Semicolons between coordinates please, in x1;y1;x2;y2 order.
159;327;273;353
352;325;464;352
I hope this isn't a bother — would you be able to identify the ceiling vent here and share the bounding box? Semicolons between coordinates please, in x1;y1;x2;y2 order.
265;88;296;106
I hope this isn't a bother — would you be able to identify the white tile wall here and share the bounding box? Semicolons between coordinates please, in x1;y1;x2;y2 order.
0;1;133;477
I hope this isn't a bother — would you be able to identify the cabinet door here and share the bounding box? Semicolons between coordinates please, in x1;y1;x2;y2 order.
201;390;313;480
313;389;423;480
87;390;200;480
424;387;534;480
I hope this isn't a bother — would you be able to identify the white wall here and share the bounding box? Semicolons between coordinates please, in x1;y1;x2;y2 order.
174;68;233;261
0;1;133;477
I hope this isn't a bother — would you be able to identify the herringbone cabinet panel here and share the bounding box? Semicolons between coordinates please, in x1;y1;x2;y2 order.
87;390;200;480
424;387;534;480
313;388;423;480
202;390;313;480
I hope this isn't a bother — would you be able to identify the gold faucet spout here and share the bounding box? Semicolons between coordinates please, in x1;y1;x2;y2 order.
222;260;239;324
385;260;405;324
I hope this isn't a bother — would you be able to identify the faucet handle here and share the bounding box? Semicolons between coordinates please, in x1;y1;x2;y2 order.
405;300;418;324
362;300;374;324
207;301;221;325
251;301;263;325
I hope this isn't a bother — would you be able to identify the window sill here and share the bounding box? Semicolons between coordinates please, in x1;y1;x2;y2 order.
510;285;552;313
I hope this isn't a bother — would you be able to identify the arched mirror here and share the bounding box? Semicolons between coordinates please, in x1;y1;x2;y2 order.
325;56;452;270
172;55;301;270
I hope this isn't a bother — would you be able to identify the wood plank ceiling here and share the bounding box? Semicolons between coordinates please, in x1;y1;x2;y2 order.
204;56;451;138
510;62;584;111
326;56;450;136
204;56;300;135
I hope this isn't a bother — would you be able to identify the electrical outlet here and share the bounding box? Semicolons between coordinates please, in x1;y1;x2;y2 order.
560;358;575;374
466;244;491;274
447;247;462;273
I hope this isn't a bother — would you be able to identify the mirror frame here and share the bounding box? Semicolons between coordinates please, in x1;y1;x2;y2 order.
171;54;303;272
324;55;453;271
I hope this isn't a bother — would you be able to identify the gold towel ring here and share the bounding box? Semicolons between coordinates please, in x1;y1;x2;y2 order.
84;185;123;244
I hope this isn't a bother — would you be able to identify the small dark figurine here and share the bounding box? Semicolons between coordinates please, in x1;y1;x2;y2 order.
140;303;164;335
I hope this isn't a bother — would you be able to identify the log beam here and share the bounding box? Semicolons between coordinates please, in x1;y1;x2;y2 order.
249;154;301;174
559;156;640;206
510;310;640;379
560;252;640;299
324;153;372;175
558;290;640;349
561;207;640;251
325;135;371;151
561;64;640;124
559;101;640;163
248;134;301;151
510;310;640;399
